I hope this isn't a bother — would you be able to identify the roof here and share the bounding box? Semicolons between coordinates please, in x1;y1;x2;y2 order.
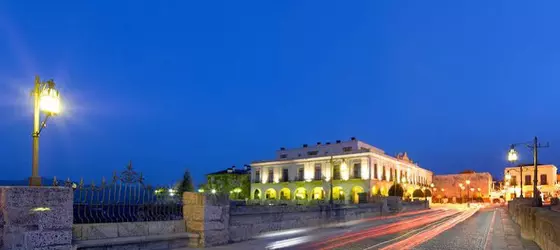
206;168;250;176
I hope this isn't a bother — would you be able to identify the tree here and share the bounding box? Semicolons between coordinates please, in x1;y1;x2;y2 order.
412;189;424;198
177;169;194;195
388;184;404;197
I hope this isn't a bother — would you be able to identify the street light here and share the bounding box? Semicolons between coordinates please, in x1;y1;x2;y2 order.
30;76;62;186
470;187;474;202
506;137;549;207
466;180;471;203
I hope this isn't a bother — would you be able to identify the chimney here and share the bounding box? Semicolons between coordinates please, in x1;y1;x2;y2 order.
280;147;286;151
351;137;356;141
303;144;308;148
336;140;341;143
317;142;322;145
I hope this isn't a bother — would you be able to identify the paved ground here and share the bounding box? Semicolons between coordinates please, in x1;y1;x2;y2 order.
416;207;539;250
204;205;541;250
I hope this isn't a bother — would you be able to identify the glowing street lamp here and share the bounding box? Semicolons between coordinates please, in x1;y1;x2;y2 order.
30;76;62;186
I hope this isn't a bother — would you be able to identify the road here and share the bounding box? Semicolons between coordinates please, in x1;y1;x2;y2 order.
208;205;540;250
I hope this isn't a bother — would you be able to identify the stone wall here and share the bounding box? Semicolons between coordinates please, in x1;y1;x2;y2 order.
72;220;189;249
508;198;560;250
0;186;73;250
228;198;427;243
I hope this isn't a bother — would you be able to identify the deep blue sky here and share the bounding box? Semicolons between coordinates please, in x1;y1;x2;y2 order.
1;1;559;186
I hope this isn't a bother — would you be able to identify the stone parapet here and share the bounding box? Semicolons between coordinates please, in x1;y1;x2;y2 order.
0;186;73;250
508;198;560;250
183;192;230;248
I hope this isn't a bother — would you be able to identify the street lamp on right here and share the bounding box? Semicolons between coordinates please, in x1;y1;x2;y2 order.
506;137;549;207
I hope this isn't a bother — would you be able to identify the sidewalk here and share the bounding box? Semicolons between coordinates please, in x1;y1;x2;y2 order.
487;207;540;250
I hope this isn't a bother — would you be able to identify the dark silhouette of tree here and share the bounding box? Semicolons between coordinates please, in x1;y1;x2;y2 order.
177;169;194;195
412;189;424;198
388;184;404;197
424;189;432;197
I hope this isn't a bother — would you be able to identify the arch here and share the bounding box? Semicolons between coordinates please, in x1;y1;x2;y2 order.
351;186;365;204
294;187;307;200
312;187;325;200
380;186;388;196
265;188;277;200
388;184;404;197
253;189;261;200
279;188;291;200
333;186;344;200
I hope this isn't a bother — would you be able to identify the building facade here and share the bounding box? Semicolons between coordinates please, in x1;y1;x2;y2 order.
432;171;493;202
504;164;558;201
250;138;433;204
200;165;251;200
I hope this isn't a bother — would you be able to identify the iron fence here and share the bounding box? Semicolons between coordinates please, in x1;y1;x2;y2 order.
53;162;183;224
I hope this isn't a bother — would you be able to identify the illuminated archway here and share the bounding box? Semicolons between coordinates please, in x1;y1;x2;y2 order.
333;186;344;200
351;186;365;204
294;187;307;200
265;188;277;200
371;186;378;196
380;186;388;196
312;187;325;200
279;188;291;200
253;189;261;200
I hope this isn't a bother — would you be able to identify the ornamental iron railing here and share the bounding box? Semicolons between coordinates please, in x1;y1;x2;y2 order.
52;161;183;224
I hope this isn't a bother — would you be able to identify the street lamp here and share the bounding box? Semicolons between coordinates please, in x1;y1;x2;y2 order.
507;146;524;198
30;76;62;186
506;137;549;207
470;188;474;202
466;180;471;203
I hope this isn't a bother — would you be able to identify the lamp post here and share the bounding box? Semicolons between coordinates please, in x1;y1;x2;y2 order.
466;179;471;203
30;76;62;186
508;147;523;197
461;186;465;203
507;137;549;207
459;183;464;203
470;187;474;202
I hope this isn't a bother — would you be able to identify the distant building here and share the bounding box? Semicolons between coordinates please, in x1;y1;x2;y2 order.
250;137;433;204
504;164;558;201
432;172;493;202
201;165;251;200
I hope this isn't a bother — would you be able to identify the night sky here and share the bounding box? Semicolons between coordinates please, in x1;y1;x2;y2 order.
1;1;559;186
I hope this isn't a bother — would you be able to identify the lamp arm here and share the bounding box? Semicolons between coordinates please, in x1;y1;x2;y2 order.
37;114;51;136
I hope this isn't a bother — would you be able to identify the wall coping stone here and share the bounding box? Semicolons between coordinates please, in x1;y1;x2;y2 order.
72;232;197;249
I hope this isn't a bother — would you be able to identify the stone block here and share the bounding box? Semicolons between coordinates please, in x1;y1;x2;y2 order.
147;221;175;235
205;206;223;221
72;224;83;240
36;207;72;230
81;223;119;240
3;232;26;249
173;220;186;233
170;238;190;249
32;245;72;250
0;187;72;209
24;230;72;247
117;222;149;237
202;230;230;247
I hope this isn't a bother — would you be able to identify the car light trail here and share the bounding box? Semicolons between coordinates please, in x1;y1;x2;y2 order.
379;208;479;250
312;209;461;250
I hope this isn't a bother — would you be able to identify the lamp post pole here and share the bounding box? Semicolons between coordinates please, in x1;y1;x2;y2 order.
29;76;61;186
30;76;42;186
329;156;334;206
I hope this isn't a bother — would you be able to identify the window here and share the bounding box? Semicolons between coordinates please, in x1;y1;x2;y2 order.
314;163;322;180
280;154;287;159
374;164;378;179
353;163;361;178
525;175;532;185
255;169;261;183
343;147;352;152
268;169;274;183
382;166;386;181
540;174;548;185
511;176;517;186
282;168;289;182
298;167;304;181
389;168;393;181
333;164;341;180
307;151;319;156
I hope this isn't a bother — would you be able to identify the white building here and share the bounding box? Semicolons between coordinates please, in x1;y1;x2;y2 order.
250;137;433;204
504;164;558;201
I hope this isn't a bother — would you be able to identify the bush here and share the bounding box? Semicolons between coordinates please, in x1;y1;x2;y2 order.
424;189;432;197
388;184;404;197
412;189;424;198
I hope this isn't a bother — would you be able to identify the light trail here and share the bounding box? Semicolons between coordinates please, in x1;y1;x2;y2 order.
311;209;461;250
379;207;479;250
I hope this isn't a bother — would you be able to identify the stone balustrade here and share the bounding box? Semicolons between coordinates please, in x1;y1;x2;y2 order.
508;198;560;250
